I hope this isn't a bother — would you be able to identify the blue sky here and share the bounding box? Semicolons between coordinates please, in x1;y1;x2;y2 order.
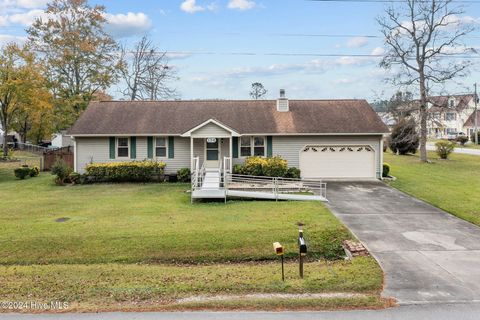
1;0;480;100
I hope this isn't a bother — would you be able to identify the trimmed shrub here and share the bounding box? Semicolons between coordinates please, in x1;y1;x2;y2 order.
435;140;455;160
382;163;391;177
285;167;301;179
456;135;469;146
177;168;191;182
388;117;419;155
14;167;31;180
262;156;288;177
0;148;14;159
51;159;73;185
29;166;40;177
233;164;244;175
69;172;81;184
85;161;166;183
242;156;267;176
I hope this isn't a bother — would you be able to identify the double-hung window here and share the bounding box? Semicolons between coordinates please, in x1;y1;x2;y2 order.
446;112;456;121
240;136;265;157
155;137;167;157
117;137;129;158
253;136;265;156
240;137;251;157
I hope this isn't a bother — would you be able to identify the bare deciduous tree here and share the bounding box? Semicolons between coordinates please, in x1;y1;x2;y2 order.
378;0;475;162
120;35;177;101
249;82;267;100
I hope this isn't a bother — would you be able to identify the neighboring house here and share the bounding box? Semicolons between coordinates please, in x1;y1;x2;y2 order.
51;130;74;149
464;111;480;138
376;112;396;132
68;91;389;179
423;94;477;139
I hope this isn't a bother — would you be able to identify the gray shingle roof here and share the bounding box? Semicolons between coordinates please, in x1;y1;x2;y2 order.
68;99;388;135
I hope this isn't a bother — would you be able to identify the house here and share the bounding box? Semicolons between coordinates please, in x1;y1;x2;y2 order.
376;112;396;132
51;130;74;149
464;111;480;139
68;91;389;180
423;94;477;139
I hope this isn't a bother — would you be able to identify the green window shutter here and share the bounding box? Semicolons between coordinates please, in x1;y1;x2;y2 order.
168;136;175;159
130;137;136;159
147;137;153;159
267;136;273;157
109;137;116;159
232;137;239;158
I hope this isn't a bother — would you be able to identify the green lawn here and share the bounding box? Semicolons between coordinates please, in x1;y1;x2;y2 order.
0;258;385;312
0;159;385;311
385;151;480;226
0;173;351;265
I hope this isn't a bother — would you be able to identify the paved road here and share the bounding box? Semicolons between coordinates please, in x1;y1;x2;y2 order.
1;303;480;320
326;181;480;304
426;142;480;155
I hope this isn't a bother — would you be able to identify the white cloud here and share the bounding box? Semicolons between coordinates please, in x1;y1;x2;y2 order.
227;0;256;10
332;78;356;85
105;12;152;38
6;8;45;26
0;34;26;45
0;0;47;10
180;0;205;13
371;47;385;56
346;36;368;48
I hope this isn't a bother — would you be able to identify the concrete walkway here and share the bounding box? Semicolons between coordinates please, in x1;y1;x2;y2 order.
326;181;480;304
426;142;480;156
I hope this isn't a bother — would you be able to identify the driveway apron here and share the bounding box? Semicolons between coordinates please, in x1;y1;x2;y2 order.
326;181;480;304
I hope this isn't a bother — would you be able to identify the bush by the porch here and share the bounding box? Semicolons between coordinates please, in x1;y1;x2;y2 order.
177;168;191;182
85;161;166;182
235;156;297;178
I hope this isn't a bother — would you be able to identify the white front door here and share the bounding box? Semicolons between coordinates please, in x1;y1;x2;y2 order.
205;138;220;168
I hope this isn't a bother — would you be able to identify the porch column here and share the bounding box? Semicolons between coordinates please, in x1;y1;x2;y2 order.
190;136;194;171
229;136;233;158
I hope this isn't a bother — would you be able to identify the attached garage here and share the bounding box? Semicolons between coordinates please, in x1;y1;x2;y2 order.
299;145;376;179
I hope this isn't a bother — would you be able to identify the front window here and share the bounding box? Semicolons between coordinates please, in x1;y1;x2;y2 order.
240;136;266;157
446;128;457;134
253;137;265;156
240;136;251;157
446;112;456;121
117;138;129;158
155;137;167;157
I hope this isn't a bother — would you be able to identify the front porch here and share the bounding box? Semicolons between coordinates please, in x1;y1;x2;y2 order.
191;156;328;202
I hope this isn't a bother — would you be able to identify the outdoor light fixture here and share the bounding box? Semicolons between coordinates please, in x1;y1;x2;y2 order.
273;242;285;281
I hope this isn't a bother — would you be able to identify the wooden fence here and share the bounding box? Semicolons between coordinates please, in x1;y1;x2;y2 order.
43;146;74;171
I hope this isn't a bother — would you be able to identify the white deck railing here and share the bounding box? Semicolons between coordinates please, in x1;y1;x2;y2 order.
225;174;327;200
191;156;326;201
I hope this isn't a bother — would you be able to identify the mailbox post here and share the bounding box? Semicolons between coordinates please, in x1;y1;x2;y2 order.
273;242;285;281
298;228;307;278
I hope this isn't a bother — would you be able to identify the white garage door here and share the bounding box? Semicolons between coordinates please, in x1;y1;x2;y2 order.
299;145;376;179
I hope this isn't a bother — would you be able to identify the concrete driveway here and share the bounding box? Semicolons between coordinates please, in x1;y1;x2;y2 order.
326;181;480;304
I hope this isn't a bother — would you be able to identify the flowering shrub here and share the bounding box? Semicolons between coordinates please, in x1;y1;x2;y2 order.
85;161;166;182
238;156;292;177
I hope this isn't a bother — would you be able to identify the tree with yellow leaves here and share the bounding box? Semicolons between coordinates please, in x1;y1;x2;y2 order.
0;43;52;155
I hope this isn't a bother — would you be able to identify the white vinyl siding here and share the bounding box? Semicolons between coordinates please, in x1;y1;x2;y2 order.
75;137;190;174
191;122;231;138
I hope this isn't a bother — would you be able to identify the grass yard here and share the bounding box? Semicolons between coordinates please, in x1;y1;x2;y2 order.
385;151;480;226
0;258;385;312
0;157;385;312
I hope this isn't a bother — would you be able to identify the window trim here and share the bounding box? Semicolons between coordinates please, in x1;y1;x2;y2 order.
445;112;457;121
116;137;130;159
154;136;168;159
238;136;266;157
